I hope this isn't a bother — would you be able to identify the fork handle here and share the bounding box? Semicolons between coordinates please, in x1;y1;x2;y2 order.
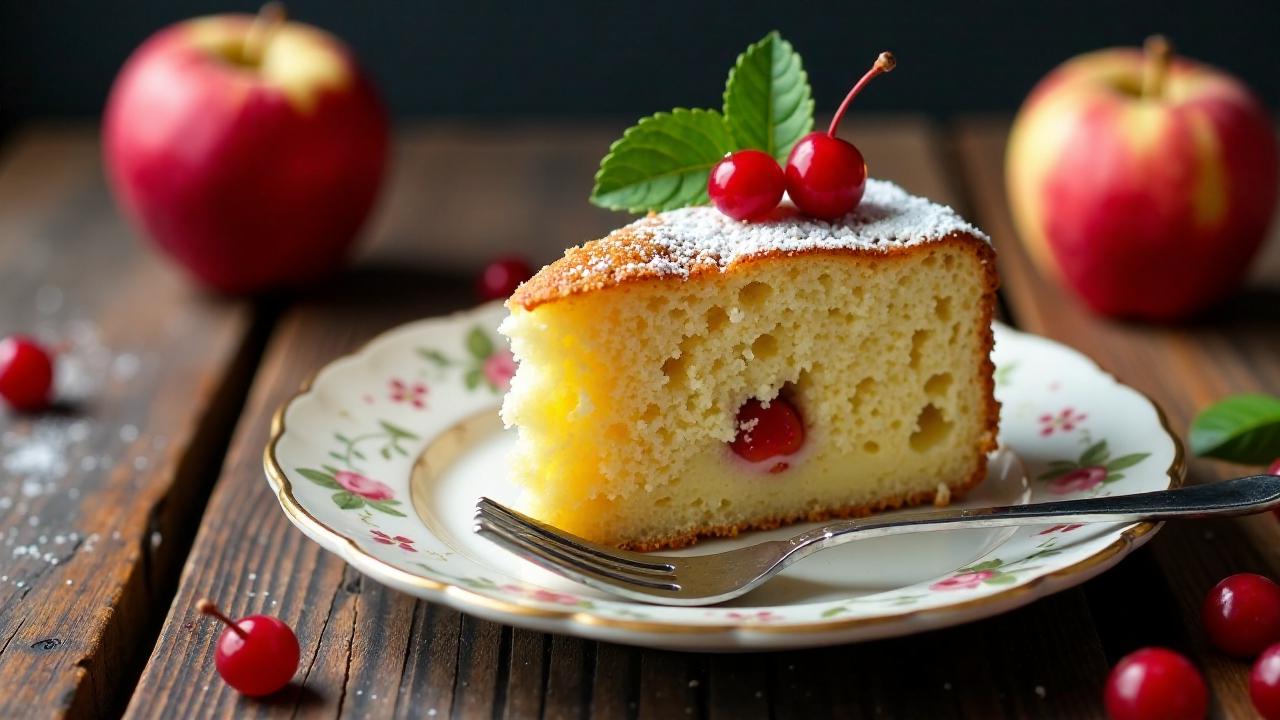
786;474;1280;555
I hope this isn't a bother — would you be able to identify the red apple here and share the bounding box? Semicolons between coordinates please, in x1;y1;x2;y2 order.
1007;37;1278;320
104;7;388;294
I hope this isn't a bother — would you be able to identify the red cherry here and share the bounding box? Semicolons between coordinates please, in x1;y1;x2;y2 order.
1202;573;1280;657
476;257;534;301
198;599;300;697
784;51;894;220
0;335;54;412
784;134;867;219
730;397;804;464
707;150;785;221
1269;458;1280;476
1104;647;1208;720
1252;643;1280;719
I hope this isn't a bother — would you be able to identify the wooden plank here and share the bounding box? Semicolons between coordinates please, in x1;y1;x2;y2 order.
954;116;1280;718
0;127;257;718
127;119;1120;718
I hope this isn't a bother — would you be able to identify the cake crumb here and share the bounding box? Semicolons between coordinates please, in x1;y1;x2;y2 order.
933;482;952;507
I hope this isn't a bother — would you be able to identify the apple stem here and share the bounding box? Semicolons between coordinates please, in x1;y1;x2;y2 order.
243;2;287;66
197;598;249;640
1141;35;1172;100
827;52;896;137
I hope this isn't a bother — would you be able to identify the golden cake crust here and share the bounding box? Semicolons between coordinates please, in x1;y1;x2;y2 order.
512;228;992;312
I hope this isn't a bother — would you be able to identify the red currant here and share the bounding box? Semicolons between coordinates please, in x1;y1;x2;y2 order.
198;599;300;697
784;52;894;220
1253;643;1280;719
707;150;785;221
1104;647;1208;720
0;335;54;412
730;397;804;465
476;256;533;301
1202;573;1280;657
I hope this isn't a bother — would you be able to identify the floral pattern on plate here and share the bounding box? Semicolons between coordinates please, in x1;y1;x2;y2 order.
265;302;1183;651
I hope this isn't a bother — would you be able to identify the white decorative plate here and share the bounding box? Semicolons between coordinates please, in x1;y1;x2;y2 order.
265;302;1183;651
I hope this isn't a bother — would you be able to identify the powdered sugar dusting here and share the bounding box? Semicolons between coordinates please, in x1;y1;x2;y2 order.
589;179;985;282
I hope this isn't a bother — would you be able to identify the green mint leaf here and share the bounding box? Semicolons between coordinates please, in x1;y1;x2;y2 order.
467;327;494;360
590;108;736;213
723;31;814;162
1191;394;1280;464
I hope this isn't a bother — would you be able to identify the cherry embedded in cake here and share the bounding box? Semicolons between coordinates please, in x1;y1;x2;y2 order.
499;179;999;550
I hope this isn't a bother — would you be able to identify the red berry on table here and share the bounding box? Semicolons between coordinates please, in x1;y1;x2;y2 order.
1103;647;1208;720
731;397;804;465
0;335;54;412
708;149;786;221
476;257;533;301
1253;643;1280;719
785;52;895;220
1202;573;1280;657
198;598;299;697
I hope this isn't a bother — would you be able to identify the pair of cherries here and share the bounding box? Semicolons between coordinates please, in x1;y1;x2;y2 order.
709;52;896;222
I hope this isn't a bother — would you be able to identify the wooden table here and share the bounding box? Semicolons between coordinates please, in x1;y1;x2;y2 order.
1;118;1277;719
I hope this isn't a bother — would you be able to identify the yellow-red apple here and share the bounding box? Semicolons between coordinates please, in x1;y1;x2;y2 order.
1007;38;1277;320
104;7;387;294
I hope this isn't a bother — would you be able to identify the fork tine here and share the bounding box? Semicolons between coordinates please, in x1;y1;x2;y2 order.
474;517;682;593
476;497;676;573
476;506;677;580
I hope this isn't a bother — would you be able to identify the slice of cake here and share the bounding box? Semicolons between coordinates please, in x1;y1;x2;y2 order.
499;179;999;550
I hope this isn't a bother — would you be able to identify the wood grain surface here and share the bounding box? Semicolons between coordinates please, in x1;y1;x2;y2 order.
0;119;1276;719
0;128;259;718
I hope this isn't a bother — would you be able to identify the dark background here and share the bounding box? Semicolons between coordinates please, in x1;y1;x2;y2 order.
2;0;1278;136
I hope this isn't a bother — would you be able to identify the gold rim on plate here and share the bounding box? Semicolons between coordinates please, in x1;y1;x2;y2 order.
262;318;1186;637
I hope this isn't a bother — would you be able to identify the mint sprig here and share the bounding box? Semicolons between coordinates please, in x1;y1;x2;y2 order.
1190;393;1280;464
590;109;736;213
723;31;814;163
590;31;814;214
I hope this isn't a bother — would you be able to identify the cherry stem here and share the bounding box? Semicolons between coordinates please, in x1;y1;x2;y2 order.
1141;35;1172;100
197;598;249;639
243;2;287;66
827;52;896;137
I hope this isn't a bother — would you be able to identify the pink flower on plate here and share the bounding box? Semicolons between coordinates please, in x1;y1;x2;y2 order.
500;584;581;605
1048;467;1107;495
370;529;416;551
930;570;996;591
1038;523;1084;535
335;470;395;500
1038;407;1087;436
389;378;428;409
724;610;781;623
483;349;517;391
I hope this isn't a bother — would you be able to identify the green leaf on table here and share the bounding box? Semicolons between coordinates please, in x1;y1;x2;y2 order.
723;31;814;163
1079;440;1109;467
297;468;340;489
1191;394;1280;464
332;491;365;510
590;108;737;213
466;327;494;360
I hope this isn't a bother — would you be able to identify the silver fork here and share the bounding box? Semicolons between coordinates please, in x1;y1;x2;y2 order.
475;474;1280;606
